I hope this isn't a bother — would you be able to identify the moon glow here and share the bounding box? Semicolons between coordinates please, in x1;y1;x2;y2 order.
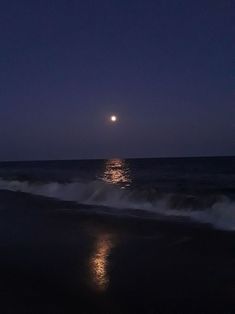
110;115;117;122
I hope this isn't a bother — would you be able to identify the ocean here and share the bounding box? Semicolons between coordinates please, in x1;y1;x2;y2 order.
0;156;235;313
0;156;235;230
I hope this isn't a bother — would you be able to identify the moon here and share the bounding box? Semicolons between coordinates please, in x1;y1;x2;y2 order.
110;115;117;122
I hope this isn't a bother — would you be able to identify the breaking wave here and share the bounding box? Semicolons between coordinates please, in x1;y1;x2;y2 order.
0;178;235;231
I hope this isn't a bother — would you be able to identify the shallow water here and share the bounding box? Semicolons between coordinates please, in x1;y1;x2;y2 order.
0;190;235;313
0;157;235;313
0;156;234;230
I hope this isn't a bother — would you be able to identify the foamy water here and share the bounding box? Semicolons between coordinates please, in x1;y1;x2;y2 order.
0;177;234;231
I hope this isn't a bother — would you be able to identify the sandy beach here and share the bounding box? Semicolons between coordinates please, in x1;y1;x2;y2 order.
0;190;235;313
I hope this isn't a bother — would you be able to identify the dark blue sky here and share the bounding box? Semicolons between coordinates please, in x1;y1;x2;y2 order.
0;0;234;160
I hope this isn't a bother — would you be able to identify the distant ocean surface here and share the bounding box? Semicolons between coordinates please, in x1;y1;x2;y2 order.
0;156;235;231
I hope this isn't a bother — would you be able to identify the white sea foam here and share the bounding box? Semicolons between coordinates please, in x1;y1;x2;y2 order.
0;178;234;231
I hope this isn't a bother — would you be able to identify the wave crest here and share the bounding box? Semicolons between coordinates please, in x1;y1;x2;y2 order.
0;178;234;230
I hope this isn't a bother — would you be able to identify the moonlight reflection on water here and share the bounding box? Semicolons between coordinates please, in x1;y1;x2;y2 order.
102;159;131;187
89;233;115;292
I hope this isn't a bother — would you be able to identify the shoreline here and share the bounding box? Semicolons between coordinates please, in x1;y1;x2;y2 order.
0;191;235;312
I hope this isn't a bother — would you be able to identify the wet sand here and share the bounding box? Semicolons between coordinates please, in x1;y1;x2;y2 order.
0;190;235;313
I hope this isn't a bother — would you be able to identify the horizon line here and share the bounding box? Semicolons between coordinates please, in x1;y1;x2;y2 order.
0;154;234;163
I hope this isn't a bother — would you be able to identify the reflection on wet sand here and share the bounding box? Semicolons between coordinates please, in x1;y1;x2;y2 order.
89;233;115;291
103;159;131;187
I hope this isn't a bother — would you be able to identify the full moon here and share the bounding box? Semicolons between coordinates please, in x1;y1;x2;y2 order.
110;115;117;122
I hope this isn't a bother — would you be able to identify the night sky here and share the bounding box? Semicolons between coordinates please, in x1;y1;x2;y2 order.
0;0;234;161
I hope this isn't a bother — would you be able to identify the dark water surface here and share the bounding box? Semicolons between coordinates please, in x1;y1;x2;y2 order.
0;157;235;313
